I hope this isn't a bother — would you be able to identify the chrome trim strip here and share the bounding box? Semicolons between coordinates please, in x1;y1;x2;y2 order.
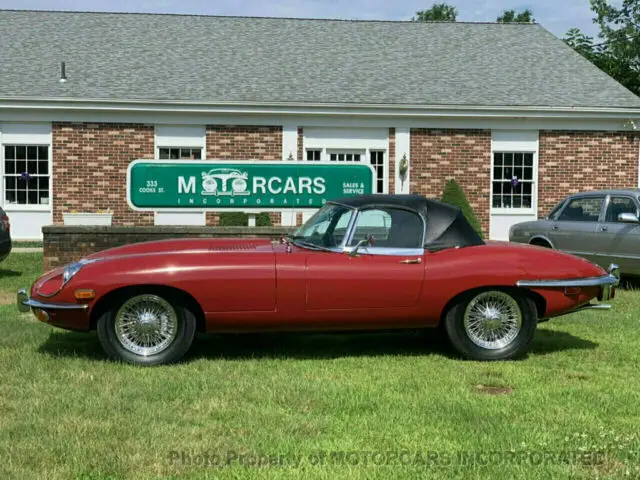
342;246;424;256
515;274;619;288
17;289;88;312
594;252;640;260
581;304;612;310
545;302;612;319
517;263;620;291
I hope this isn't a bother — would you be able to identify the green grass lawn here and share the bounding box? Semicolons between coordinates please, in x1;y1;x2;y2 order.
1;253;639;479
11;240;43;249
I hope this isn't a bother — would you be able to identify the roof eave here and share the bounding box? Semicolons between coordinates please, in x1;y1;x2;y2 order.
1;96;640;119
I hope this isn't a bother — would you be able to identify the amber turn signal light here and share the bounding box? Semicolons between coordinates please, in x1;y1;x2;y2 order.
74;289;95;300
34;308;49;322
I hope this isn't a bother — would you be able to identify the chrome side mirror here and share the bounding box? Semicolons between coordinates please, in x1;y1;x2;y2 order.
618;212;640;223
348;234;374;257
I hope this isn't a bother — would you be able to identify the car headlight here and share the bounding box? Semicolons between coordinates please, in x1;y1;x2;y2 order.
62;262;83;286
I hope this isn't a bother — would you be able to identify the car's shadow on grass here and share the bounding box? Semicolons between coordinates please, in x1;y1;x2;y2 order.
620;275;640;290
529;327;598;356
37;327;598;363
0;269;21;277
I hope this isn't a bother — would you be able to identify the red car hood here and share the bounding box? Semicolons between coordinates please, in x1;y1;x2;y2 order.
83;237;275;261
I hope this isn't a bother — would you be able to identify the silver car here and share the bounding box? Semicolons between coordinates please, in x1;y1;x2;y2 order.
509;189;640;276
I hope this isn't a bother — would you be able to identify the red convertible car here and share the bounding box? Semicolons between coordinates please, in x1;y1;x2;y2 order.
18;194;619;365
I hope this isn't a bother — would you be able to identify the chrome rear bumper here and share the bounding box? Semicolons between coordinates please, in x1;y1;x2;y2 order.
17;288;89;313
516;264;620;309
516;264;619;289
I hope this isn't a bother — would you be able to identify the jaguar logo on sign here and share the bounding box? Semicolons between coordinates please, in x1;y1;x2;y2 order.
127;160;374;211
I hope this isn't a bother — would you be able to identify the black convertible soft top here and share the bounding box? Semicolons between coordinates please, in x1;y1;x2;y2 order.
330;194;485;250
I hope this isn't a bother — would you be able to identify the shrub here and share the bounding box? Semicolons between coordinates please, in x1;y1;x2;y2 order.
255;212;272;227
218;212;273;227
218;212;248;226
440;179;483;238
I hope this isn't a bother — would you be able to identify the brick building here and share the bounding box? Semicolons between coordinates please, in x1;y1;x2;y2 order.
1;10;639;239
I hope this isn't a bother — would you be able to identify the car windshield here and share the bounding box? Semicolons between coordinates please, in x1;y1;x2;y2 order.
291;203;355;249
546;200;565;220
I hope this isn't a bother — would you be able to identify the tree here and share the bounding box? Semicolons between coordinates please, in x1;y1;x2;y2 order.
440;179;483;238
219;212;272;227
497;9;535;23
564;0;640;96
413;3;457;22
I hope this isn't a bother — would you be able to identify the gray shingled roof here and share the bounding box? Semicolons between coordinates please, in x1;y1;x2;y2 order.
1;10;639;109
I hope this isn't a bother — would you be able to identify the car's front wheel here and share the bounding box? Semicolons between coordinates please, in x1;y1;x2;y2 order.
444;289;537;361
97;292;196;366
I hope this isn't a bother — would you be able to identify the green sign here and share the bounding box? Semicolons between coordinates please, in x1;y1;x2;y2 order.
127;160;374;211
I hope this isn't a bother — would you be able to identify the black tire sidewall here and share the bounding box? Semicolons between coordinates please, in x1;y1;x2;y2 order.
444;290;537;361
97;294;196;366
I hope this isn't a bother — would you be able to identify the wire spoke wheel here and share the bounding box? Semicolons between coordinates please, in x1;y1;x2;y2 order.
114;294;178;356
463;291;523;350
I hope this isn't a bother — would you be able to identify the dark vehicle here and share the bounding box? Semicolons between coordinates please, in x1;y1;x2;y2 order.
0;208;11;263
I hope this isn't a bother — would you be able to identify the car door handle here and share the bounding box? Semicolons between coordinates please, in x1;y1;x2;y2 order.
552;225;559;231
399;258;422;264
600;226;608;231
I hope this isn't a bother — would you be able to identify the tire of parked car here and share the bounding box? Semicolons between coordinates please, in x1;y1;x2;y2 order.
97;292;196;366
444;289;538;361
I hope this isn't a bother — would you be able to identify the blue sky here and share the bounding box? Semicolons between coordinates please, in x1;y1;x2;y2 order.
0;0;605;38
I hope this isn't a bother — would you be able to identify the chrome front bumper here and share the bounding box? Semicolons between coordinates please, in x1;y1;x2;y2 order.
516;263;620;309
17;288;89;313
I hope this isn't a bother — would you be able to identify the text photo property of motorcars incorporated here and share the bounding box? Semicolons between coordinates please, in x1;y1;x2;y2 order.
17;194;620;366
509;189;640;277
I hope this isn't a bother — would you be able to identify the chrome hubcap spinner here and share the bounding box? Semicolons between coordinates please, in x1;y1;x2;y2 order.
463;291;522;350
114;295;178;356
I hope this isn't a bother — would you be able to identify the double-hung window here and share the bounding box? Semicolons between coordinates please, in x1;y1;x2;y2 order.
3;145;50;206
492;152;535;209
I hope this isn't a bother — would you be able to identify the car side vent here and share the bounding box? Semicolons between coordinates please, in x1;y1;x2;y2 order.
210;242;264;252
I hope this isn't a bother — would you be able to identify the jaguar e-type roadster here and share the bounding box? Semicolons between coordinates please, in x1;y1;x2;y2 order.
18;194;619;365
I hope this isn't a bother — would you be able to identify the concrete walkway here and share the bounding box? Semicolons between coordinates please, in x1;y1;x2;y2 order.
12;247;43;253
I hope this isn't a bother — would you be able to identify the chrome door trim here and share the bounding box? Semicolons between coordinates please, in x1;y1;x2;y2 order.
342;246;425;257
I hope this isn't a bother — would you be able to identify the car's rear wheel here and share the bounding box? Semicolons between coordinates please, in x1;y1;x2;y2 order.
444;289;537;361
97;293;196;366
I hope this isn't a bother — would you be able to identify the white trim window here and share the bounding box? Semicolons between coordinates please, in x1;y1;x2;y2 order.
328;150;362;163
369;150;385;194
158;146;202;160
154;125;206;226
491;152;535;210
309;148;386;194
306;149;321;161
3;144;50;206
